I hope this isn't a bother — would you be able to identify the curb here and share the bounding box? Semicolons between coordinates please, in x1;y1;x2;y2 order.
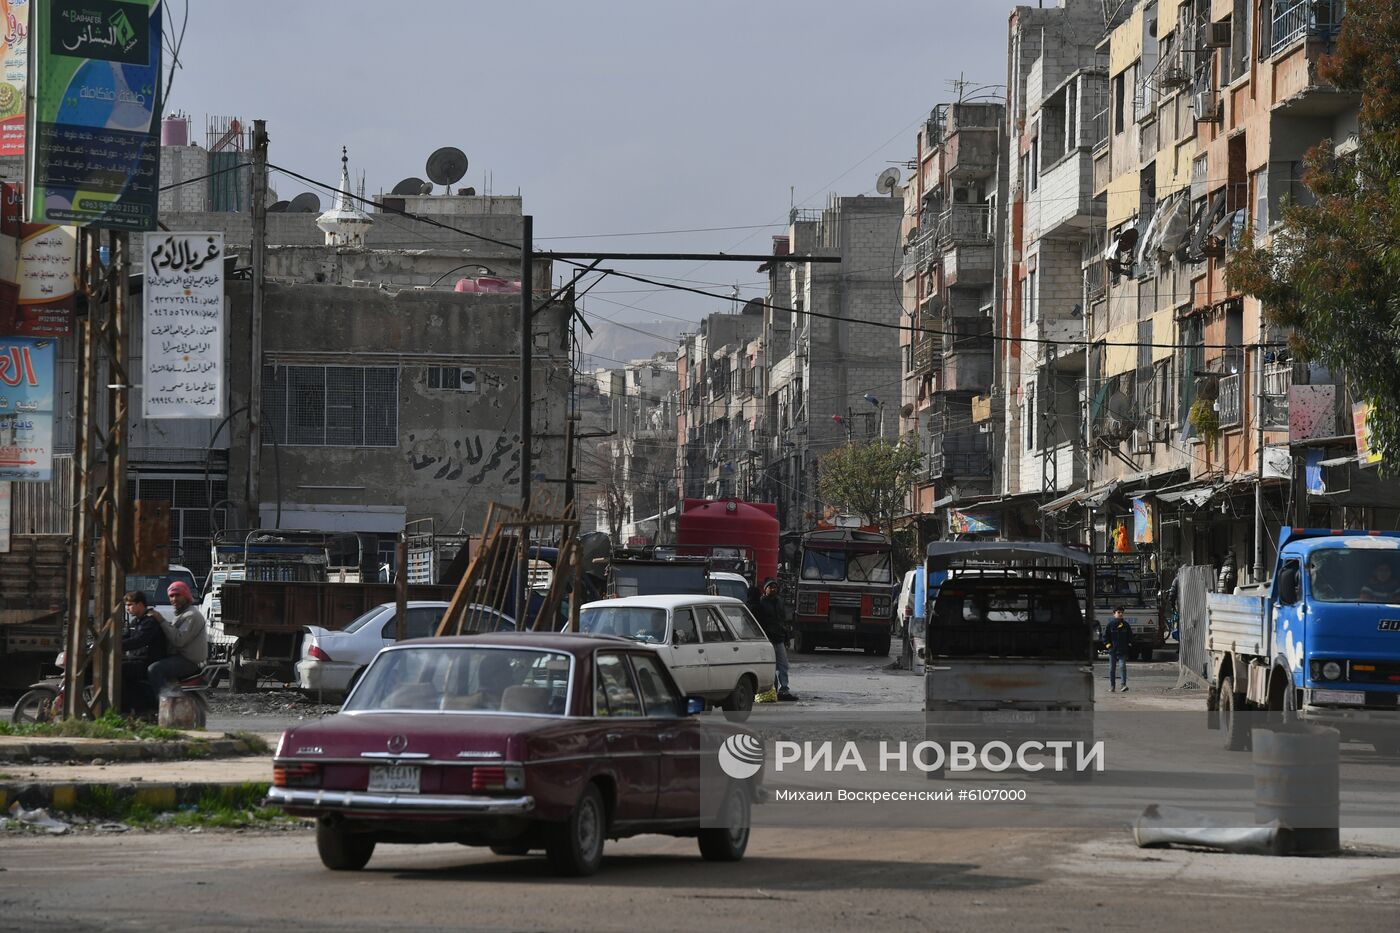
0;737;257;764
1;780;272;814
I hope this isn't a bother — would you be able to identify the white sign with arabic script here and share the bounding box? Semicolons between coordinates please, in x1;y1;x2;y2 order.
143;232;225;419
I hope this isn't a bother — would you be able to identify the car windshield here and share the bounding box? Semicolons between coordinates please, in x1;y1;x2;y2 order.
125;571;198;607
345;646;572;715
578;607;669;643
711;578;750;601
341;605;390;634
801;549;892;583
1307;548;1400;603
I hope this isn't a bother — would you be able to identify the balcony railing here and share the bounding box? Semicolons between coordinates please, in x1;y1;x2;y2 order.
939;204;991;245
1089;108;1109;152
1218;373;1243;428
1272;0;1344;51
1262;362;1292;429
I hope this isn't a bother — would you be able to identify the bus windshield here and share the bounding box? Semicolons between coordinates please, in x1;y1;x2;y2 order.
801;549;892;584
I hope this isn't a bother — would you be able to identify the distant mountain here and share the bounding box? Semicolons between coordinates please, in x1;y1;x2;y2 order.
578;317;688;367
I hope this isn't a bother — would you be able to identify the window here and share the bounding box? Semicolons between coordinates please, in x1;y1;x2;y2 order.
427;366;477;392
1252;167;1269;234
672;608;699;645
1028;269;1039;323
594;653;643;717
717;604;767;641
262;365;399;448
1113;71;1126;134
1026;385;1036;450
699;608;735;643
1029;137;1040;191
629;654;681;717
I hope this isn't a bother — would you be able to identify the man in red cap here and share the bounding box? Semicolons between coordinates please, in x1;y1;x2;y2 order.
149;580;208;690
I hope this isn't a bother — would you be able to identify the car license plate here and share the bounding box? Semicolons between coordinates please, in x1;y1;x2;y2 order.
982;711;1036;724
367;764;421;793
832;623;855;631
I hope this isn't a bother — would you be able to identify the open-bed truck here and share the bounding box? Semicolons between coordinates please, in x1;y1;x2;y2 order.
1206;528;1400;753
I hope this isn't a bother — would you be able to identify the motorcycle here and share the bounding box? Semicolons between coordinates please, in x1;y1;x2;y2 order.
10;650;223;724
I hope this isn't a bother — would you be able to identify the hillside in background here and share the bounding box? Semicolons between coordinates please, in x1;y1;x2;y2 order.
578;317;689;367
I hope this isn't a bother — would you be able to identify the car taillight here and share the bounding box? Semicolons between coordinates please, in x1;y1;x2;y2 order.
307;645;331;662
472;764;524;792
273;763;320;788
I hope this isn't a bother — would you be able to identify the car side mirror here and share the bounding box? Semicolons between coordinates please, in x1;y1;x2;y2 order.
685;696;706;716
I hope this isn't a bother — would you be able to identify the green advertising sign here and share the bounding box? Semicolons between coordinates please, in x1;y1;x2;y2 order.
25;0;162;230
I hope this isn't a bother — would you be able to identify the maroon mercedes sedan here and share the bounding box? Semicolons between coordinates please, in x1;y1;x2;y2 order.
269;632;762;876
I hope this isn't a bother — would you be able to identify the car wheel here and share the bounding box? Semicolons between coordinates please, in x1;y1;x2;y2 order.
722;675;755;713
1219;676;1249;752
316;819;375;871
546;782;606;877
698;783;751;862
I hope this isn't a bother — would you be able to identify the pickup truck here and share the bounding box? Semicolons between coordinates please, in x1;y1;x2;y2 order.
1205;528;1400;753
923;542;1096;776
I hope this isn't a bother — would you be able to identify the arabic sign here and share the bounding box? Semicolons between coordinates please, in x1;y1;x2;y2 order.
1352;402;1382;467
0;336;55;482
1;182;77;336
0;0;27;157
142;231;223;419
25;0;162;230
1131;497;1154;545
0;480;9;551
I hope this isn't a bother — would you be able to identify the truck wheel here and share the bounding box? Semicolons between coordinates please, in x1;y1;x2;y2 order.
230;652;258;694
1219;676;1249;752
1136;647;1154;662
875;634;891;657
793;630;816;654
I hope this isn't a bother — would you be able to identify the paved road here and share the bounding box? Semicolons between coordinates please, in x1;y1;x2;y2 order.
3;823;1399;932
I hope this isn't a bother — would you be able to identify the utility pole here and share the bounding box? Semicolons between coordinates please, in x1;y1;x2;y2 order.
1253;340;1266;584
247;120;268;530
517;215;534;625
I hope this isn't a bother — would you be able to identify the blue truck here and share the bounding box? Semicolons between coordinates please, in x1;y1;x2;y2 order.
1206;528;1400;752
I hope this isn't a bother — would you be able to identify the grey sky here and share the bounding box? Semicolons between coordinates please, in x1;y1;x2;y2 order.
172;0;1017;348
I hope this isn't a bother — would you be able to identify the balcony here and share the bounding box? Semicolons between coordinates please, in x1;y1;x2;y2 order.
913;335;942;375
1262;362;1292;430
1271;0;1344;52
946;127;999;181
939;204;992;246
928;430;993;481
940;350;993;394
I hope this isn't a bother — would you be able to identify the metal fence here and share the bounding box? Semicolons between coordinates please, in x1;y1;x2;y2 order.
1272;0;1345;50
1218;373;1243;428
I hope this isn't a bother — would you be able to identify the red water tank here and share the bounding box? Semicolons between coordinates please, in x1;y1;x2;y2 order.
676;498;780;585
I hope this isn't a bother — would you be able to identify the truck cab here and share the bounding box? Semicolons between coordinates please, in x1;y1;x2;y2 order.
1206;528;1400;753
791;528;894;656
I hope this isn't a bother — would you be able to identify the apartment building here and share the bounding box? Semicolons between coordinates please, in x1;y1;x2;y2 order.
899;100;1006;541
676;306;766;503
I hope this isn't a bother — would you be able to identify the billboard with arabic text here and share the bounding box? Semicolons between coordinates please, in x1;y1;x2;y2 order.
25;0;162;230
142;231;223;419
0;335;55;481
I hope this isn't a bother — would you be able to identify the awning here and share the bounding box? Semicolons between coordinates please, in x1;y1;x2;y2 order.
1040;480;1120;514
1155;483;1216;508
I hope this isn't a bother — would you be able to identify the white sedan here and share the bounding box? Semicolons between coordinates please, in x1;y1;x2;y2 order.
296;601;513;699
576;595;775;711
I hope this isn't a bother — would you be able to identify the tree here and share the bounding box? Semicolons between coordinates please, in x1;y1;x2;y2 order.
1227;5;1400;462
817;438;923;538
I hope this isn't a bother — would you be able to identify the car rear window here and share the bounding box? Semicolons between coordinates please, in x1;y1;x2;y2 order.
929;582;1088;659
345;646;572;715
715;604;766;640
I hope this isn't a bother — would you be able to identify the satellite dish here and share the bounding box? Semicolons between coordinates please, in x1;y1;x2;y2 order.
289;192;321;213
267;200;290;213
418;181;434;195
876;167;900;196
391;177;426;196
425;146;468;187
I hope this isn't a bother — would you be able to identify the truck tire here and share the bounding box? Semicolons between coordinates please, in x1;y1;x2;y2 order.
1219;676;1249;751
875;633;891;657
230;650;258;694
1136;646;1154;662
793;629;817;654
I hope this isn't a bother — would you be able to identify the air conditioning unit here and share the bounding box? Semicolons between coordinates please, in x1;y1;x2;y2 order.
1192;90;1221;123
1206;22;1232;47
1130;430;1151;455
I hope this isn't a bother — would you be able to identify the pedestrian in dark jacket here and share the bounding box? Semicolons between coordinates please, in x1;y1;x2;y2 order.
121;591;168;712
753;579;798;701
1103;607;1133;692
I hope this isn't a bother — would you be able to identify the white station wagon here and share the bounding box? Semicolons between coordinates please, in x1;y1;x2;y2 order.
576;595;775;712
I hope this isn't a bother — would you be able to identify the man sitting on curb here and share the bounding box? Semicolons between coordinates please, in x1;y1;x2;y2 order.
149;581;208;690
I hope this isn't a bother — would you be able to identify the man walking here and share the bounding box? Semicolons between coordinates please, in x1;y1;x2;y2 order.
753;578;798;702
149;581;208;690
1103;606;1133;693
